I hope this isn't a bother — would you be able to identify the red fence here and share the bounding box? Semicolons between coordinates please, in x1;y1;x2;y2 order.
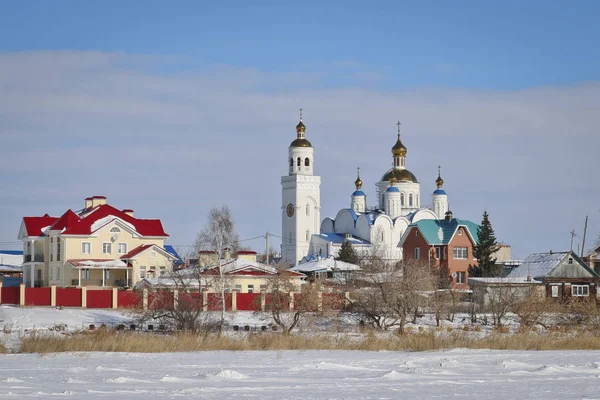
207;293;232;311
56;288;81;307
25;287;51;306
1;287;20;305
87;290;112;308
236;293;260;311
179;292;203;310
118;290;142;309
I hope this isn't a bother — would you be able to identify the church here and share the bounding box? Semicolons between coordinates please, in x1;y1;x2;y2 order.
281;112;449;266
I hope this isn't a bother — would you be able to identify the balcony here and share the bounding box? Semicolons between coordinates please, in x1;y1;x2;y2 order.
71;278;131;288
24;254;44;263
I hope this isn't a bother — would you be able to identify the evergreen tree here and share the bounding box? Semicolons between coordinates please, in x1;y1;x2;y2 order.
336;240;359;264
469;211;502;277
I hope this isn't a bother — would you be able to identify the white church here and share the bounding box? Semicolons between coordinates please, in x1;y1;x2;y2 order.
281;113;449;266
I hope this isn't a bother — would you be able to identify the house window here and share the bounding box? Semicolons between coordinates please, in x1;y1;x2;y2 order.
150;251;157;259
435;247;441;259
110;227;121;233
456;271;466;284
443;247;447;259
414;247;420;260
82;268;90;279
118;243;127;254
415;230;419;237
247;284;254;293
159;266;166;276
57;239;61;261
568;257;573;265
551;285;559;297
104;270;110;280
572;285;589;297
458;230;463;236
81;242;91;254
140;266;146;279
453;247;468;260
235;284;242;293
102;242;112;254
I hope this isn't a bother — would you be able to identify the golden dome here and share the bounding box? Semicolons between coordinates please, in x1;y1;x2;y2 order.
296;121;306;133
436;165;444;188
355;168;363;189
290;138;312;147
392;133;407;157
381;168;418;183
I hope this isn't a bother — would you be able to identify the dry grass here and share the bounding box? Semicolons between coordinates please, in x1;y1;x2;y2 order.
19;327;600;354
0;342;7;354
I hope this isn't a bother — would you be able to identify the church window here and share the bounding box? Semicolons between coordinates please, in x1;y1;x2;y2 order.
409;194;413;207
305;158;310;167
306;230;310;242
401;193;405;206
306;204;310;216
297;157;301;167
416;195;419;206
290;158;293;167
381;231;384;242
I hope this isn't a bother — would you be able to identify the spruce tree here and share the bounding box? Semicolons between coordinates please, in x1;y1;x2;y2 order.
336;240;359;264
469;211;502;277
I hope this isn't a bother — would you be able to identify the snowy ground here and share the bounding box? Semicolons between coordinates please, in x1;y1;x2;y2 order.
2;349;600;398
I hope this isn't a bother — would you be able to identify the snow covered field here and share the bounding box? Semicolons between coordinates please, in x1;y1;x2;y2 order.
2;349;600;398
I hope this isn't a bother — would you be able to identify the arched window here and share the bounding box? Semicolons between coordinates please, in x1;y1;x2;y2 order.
306;230;310;242
297;157;301;167
381;231;384;241
305;158;310;167
306;204;310;216
409;194;413;207
290;158;293;167
110;227;121;233
416;195;419;206
400;193;405;206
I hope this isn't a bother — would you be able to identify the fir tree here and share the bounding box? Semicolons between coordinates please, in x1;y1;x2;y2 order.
469;211;502;277
336;240;359;264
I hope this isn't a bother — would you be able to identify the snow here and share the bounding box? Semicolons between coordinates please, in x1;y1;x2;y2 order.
90;215;136;234
1;350;600;398
73;259;128;268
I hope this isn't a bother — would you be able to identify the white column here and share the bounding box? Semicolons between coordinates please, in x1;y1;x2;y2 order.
126;269;129;287
102;269;105;287
78;269;81;287
30;264;34;287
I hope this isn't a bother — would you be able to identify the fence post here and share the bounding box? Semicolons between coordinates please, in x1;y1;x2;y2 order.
260;292;265;311
344;291;351;308
19;283;25;306
173;289;179;310
50;285;56;307
0;282;3;304
112;287;118;309
289;291;294;311
317;291;323;312
143;288;148;311
231;290;237;311
202;290;208;312
81;287;87;308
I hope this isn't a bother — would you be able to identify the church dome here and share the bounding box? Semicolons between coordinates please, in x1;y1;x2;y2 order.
296;120;305;133
290;138;313;147
381;168;418;183
392;134;407;157
386;186;400;193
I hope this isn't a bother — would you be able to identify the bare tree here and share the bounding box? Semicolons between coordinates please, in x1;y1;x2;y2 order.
486;283;520;327
349;259;433;334
142;269;218;333
261;267;313;335
195;205;238;332
512;291;553;329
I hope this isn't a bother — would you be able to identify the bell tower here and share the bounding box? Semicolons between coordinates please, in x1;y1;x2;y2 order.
281;109;321;265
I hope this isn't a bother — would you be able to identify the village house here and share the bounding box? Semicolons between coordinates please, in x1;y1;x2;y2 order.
400;212;479;288
469;251;600;307
18;196;176;288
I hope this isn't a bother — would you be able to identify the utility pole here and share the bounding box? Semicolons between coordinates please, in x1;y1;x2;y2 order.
265;231;270;265
581;216;589;257
570;230;577;252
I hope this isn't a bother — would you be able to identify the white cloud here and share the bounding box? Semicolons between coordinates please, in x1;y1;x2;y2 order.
0;51;598;258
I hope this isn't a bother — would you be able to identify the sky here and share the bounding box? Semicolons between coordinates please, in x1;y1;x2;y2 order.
0;1;599;259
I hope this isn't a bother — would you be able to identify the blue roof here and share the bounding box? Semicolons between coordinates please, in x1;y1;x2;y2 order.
0;250;23;256
164;245;184;265
386;186;400;192
409;218;480;246
433;189;447;195
352;190;366;196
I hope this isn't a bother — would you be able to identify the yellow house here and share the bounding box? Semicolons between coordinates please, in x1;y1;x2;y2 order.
18;196;175;288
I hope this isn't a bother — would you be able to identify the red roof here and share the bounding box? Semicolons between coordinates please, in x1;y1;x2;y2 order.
22;214;59;237
51;209;80;231
120;244;155;259
236;250;257;255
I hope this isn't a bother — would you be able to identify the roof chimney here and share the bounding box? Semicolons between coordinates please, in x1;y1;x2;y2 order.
91;196;107;208
445;210;453;222
85;197;93;209
123;209;134;217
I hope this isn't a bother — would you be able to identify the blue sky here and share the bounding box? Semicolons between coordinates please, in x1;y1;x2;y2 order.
0;1;599;258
